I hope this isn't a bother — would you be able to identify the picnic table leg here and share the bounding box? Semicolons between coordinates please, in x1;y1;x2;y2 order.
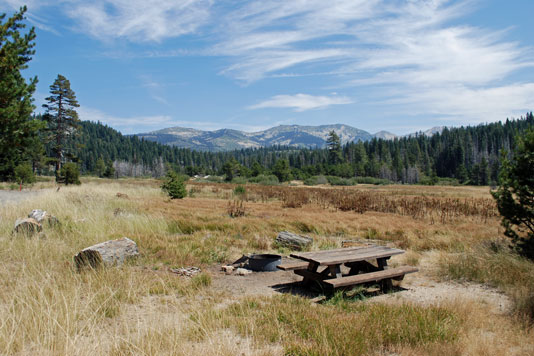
346;260;379;275
328;265;342;278
377;257;393;291
301;261;319;287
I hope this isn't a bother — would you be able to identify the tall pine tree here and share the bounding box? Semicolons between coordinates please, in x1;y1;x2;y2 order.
43;74;80;172
326;130;343;165
0;6;43;180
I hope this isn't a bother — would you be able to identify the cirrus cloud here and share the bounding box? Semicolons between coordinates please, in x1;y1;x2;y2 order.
249;94;353;112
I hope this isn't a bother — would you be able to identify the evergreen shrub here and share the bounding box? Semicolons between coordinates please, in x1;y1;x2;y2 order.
14;163;36;184
161;170;187;199
57;163;81;185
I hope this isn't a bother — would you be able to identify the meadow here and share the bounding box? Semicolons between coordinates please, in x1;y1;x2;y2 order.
0;178;533;355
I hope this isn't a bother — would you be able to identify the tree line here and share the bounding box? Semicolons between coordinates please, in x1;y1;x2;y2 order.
2;6;533;186
35;112;531;186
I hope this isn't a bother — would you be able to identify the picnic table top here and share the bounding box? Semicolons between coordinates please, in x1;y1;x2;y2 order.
290;245;405;266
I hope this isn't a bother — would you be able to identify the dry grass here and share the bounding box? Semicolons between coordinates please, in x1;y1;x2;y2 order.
439;243;534;321
0;178;533;355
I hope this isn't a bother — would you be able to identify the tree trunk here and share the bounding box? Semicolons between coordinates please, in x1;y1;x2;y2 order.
74;237;139;270
275;231;313;250
13;218;42;235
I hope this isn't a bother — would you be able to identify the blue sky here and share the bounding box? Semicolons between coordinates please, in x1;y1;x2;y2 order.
1;0;533;135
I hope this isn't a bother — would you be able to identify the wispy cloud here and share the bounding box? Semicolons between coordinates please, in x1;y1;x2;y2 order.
214;0;533;121
138;75;170;106
77;107;174;134
63;0;212;42
7;0;533;124
249;93;352;112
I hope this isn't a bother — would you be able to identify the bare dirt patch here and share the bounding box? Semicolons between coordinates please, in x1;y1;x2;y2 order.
209;253;512;316
0;190;43;205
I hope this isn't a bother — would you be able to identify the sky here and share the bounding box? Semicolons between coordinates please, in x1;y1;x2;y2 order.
1;0;533;135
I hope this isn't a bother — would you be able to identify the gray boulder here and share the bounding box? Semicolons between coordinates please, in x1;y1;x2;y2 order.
28;209;59;226
74;237;139;270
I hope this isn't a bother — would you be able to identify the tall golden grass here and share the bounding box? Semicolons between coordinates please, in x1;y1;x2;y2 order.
0;179;532;355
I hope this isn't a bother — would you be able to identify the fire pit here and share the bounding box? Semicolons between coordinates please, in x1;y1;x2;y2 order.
248;254;281;272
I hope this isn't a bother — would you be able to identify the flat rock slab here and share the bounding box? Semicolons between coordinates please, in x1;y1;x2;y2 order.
74;237;139;270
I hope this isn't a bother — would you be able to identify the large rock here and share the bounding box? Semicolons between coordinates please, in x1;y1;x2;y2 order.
13;218;42;236
74;237;139;270
275;231;313;250
28;209;59;226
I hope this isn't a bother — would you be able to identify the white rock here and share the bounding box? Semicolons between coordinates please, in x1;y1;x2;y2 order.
28;209;59;226
221;265;235;274
236;268;252;276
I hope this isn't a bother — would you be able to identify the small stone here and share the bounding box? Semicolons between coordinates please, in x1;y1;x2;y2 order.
221;265;235;274
236;268;252;276
170;266;201;277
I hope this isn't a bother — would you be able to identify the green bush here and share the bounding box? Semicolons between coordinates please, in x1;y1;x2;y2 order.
161;170;187;199
304;175;328;186
326;175;355;186
206;175;223;183
353;176;391;185
233;185;246;195
230;176;247;185
57;163;81;185
248;174;279;185
14;163;35;184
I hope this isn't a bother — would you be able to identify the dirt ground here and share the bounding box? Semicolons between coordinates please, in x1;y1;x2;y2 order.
209;253;511;315
0;189;44;205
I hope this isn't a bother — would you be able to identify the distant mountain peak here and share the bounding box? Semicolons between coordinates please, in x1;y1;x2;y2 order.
135;123;373;151
134;123;445;151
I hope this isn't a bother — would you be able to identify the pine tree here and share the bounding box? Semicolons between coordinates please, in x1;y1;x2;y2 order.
492;128;534;259
161;170;186;199
326;130;343;165
43;74;80;172
0;6;43;180
95;158;106;177
273;158;291;182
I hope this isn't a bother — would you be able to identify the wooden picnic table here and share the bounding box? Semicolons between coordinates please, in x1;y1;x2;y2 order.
278;245;418;291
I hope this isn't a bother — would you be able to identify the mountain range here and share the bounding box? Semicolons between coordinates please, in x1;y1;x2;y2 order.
134;124;444;151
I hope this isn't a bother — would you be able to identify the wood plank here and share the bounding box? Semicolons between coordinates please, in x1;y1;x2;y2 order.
291;245;376;259
290;245;386;260
295;269;331;282
294;248;405;266
323;266;418;288
277;261;309;271
317;249;404;265
290;246;392;264
329;265;342;278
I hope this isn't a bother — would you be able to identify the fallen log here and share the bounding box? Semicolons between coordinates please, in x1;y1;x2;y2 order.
13;218;42;236
74;237;139;270
275;231;312;250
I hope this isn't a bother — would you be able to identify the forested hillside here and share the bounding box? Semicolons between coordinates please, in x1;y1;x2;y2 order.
56;113;533;185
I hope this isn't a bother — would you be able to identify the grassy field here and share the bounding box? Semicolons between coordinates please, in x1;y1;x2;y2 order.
0;178;533;355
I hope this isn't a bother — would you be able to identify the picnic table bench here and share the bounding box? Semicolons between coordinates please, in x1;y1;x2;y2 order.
277;245;418;291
